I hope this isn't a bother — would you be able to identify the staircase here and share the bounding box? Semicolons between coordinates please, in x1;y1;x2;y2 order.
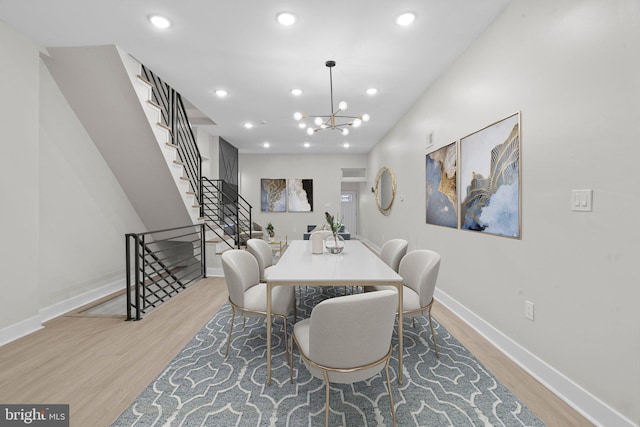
42;45;256;311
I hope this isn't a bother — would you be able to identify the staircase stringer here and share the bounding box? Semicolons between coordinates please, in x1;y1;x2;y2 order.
119;53;202;226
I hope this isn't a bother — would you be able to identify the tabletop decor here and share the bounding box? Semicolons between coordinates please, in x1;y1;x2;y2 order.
324;211;345;254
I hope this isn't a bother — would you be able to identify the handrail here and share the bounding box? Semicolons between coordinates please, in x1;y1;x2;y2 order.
140;64;203;217
201;178;253;249
126;223;206;320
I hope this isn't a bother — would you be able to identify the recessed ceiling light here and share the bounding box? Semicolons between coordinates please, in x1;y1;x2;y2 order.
396;12;416;26
277;12;297;26
290;88;303;96
298;123;307;129
149;15;172;29
343;143;350;148
244;122;253;129
366;88;378;95
263;142;270;148
215;89;228;97
304;142;310;148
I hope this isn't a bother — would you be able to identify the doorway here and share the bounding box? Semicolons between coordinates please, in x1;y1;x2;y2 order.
341;190;357;238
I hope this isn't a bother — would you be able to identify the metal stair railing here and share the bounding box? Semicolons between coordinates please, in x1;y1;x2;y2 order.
126;224;206;320
140;64;203;216
201;178;253;249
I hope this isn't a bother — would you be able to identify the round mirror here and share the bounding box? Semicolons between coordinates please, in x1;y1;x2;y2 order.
374;166;396;215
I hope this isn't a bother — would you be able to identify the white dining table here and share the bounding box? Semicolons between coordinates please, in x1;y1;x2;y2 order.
265;239;405;385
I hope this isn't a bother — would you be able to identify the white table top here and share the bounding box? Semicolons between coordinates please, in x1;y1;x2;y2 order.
267;240;402;285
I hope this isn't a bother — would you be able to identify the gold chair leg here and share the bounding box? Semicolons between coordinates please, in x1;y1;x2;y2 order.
385;361;397;427
428;310;439;358
225;309;235;358
283;316;290;364
323;370;331;427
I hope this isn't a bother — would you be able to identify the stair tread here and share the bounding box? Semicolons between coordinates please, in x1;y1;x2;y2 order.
146;99;162;110
136;74;153;87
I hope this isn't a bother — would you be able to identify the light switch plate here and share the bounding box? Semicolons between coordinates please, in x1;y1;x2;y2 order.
571;189;592;212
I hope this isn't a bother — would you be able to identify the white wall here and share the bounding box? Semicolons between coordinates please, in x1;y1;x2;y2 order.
0;21;40;332
0;21;146;342
195;127;219;179
240;154;367;240
38;57;146;308
362;0;639;425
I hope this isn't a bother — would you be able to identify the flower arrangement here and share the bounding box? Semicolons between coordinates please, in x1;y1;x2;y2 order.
324;212;343;235
324;212;344;254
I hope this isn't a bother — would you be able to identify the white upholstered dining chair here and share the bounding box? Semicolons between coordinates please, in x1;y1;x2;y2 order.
246;238;274;282
291;290;398;427
380;239;408;272
372;249;441;357
221;249;296;359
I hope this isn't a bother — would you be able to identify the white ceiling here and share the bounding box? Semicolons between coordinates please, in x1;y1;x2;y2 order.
0;0;511;154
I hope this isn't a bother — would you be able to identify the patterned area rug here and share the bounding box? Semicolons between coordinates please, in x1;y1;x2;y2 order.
112;287;545;426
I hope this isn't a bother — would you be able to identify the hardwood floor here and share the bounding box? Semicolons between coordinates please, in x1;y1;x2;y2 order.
0;277;592;427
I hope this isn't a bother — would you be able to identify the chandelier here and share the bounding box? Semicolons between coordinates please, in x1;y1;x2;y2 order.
294;60;370;136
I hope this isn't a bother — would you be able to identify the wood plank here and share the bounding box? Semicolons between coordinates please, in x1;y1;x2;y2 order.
0;277;593;427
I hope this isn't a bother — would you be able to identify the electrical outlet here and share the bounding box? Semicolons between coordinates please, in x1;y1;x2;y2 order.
525;300;535;321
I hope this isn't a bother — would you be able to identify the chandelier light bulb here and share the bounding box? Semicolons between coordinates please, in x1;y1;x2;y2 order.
314;117;323;126
362;114;370;122
293;112;303;120
352;118;362;128
338;101;348;111
306;128;314;136
341;128;349;136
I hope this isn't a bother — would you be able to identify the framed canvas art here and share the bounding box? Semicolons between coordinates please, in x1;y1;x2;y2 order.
459;112;521;239
287;179;313;212
260;178;287;212
426;141;458;228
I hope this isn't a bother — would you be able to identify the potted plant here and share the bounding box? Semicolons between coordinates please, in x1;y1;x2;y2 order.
266;222;275;240
324;212;345;254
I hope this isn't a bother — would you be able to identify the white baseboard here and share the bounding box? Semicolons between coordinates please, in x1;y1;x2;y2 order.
0;315;43;347
39;278;125;323
435;288;637;427
0;278;125;348
206;267;224;277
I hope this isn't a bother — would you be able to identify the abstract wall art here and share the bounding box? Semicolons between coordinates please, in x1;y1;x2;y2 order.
260;178;287;212
459;112;521;239
287;179;313;212
426;141;458;228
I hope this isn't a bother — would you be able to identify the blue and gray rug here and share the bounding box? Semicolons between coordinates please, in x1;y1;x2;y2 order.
112;287;545;426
